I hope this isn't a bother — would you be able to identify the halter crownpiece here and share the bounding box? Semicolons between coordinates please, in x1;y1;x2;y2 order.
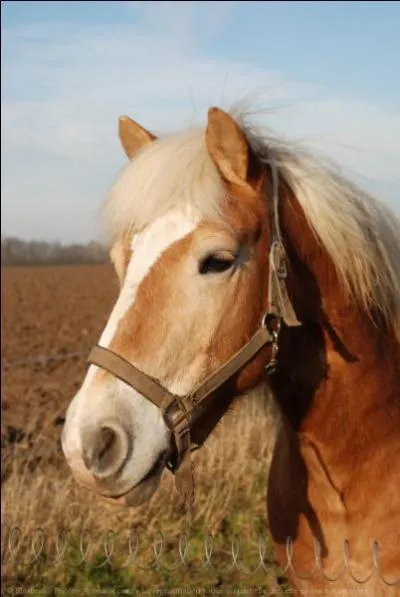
87;162;301;520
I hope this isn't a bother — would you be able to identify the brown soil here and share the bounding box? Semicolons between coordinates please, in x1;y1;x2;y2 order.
2;264;117;440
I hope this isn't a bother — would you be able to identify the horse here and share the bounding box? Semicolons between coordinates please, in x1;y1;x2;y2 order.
61;105;400;596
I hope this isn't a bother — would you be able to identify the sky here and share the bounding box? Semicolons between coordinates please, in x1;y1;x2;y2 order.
2;0;400;243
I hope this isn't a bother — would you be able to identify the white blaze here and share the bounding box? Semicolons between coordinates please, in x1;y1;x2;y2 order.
62;206;199;488
79;206;198;394
100;206;198;347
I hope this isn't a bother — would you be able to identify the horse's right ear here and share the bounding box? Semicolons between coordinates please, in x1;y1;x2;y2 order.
118;115;157;159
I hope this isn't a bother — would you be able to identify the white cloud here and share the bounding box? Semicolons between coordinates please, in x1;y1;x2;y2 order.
2;9;399;242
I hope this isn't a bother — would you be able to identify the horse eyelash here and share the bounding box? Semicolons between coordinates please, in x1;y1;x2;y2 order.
198;254;235;275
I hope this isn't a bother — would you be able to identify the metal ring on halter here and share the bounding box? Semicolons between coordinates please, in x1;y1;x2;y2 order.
165;458;177;473
262;312;281;336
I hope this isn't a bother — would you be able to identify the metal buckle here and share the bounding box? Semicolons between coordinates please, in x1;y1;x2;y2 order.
270;241;287;279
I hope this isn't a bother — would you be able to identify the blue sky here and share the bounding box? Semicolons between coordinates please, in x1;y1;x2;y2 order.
2;1;400;242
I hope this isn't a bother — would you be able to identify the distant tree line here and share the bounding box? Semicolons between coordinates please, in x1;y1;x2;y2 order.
1;237;109;266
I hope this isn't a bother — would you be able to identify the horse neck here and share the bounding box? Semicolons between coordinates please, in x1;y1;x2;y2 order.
269;184;400;474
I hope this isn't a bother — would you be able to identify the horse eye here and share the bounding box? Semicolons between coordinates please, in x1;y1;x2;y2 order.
199;254;235;275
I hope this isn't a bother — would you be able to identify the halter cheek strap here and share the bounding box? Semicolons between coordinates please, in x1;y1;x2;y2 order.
86;162;301;518
267;157;301;329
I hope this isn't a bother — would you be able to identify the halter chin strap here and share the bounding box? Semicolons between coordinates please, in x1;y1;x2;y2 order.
86;162;301;519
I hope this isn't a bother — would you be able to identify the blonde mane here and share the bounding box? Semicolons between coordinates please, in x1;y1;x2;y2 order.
103;129;226;238
103;111;400;340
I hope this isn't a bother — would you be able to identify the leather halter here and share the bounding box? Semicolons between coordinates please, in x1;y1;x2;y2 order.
87;162;301;516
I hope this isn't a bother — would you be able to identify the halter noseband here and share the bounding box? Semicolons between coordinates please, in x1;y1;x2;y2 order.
87;163;301;516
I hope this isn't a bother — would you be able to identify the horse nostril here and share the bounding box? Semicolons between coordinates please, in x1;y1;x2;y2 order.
98;427;115;461
83;420;131;480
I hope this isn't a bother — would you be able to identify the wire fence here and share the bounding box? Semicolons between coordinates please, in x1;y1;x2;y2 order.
2;527;399;586
2;350;400;589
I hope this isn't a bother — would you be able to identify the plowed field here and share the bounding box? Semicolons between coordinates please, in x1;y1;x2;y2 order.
2;264;117;437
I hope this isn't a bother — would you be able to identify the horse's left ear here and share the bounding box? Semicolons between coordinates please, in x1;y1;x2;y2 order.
118;115;157;159
206;107;249;186
110;237;129;287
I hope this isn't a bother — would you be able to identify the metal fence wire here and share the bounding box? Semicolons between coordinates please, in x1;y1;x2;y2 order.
2;351;400;587
2;527;399;586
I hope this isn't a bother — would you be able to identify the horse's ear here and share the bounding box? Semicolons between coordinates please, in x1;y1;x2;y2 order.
118;115;157;159
110;235;131;287
206;107;249;186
